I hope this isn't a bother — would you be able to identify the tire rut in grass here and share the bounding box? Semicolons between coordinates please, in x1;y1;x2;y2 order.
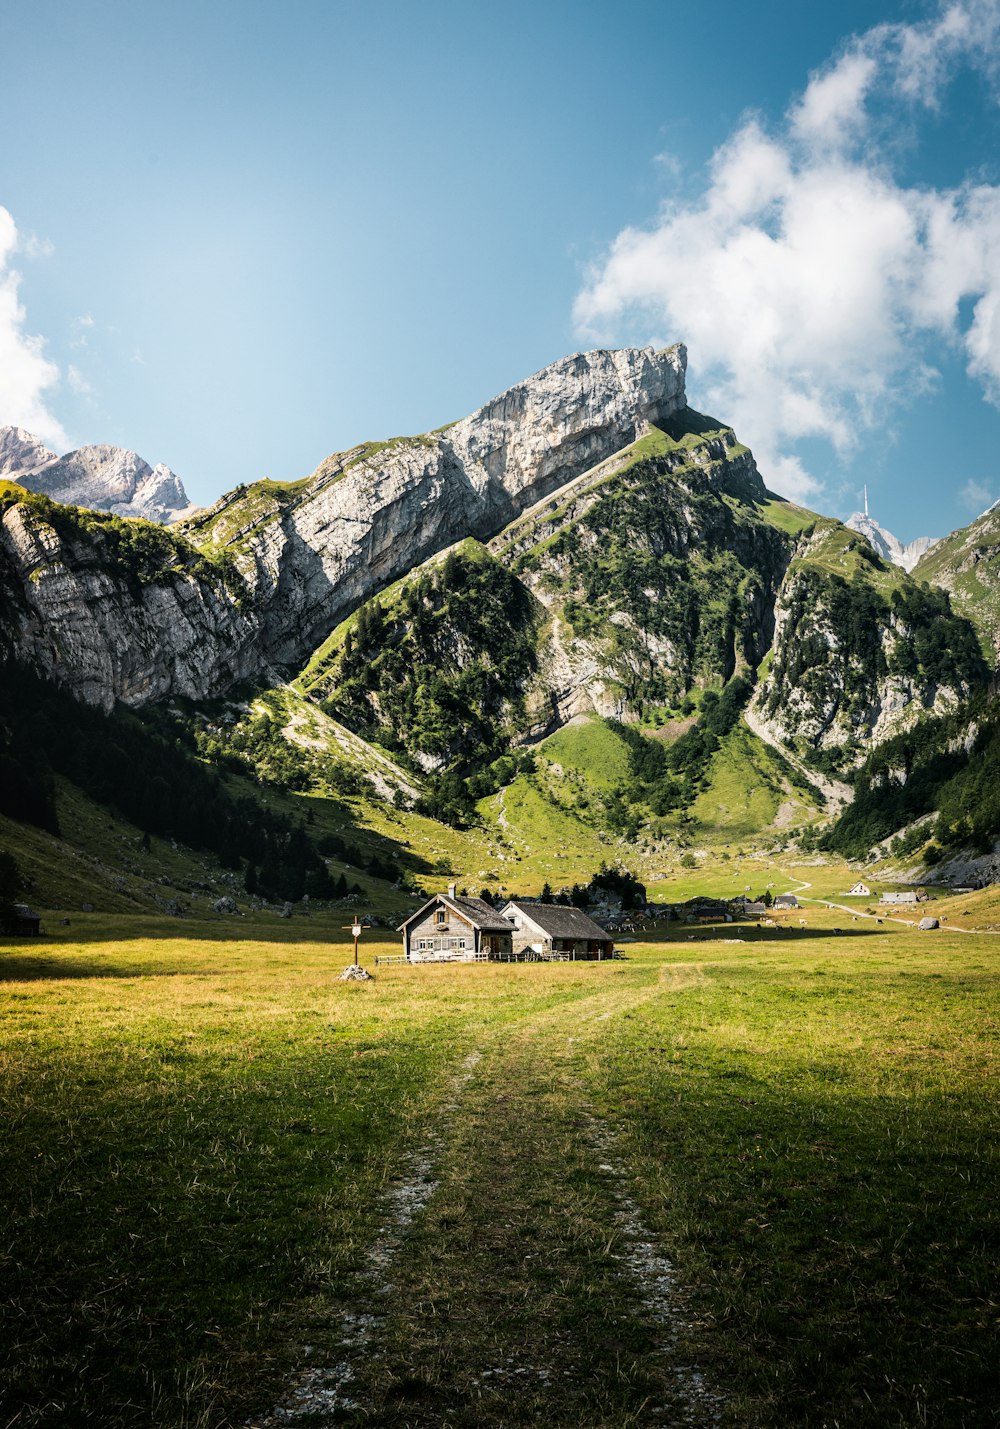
247;1051;482;1427
338;1033;723;1427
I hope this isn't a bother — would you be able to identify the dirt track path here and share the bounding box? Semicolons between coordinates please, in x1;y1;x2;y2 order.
253;992;723;1428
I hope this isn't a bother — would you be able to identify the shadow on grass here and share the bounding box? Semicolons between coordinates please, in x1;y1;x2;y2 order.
660;925;889;942
1;917;402;947
0;956;232;981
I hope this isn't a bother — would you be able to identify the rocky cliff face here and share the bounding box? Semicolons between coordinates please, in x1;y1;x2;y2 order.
186;345;689;666
911;505;1000;661
0;427;195;524
0;427;57;477
0;496;259;712
0;346;687;708
754;524;986;757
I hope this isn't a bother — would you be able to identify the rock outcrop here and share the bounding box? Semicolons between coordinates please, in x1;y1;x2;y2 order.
754;524;984;756
0;499;259;711
0;427;195;524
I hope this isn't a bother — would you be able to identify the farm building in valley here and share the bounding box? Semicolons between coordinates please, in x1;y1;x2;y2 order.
398;886;514;962
500;901;615;959
397;889;617;962
849;881;872;897
880;891;922;906
0;903;40;936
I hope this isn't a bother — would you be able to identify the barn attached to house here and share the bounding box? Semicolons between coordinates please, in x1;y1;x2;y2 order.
500;901;615;959
398;886;514;962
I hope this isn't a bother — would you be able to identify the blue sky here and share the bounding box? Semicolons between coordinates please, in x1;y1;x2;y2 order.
1;0;999;542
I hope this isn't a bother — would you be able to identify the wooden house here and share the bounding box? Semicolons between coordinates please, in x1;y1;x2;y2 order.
500;901;615;959
398;885;514;962
1;903;41;936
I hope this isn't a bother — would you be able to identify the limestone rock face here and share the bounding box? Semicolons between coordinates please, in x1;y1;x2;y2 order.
0;428;195;524
191;344;689;666
754;530;974;757
0;501;260;711
0;345;688;708
0;427;57;477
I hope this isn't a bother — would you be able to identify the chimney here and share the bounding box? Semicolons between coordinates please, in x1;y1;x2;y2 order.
447;882;457;899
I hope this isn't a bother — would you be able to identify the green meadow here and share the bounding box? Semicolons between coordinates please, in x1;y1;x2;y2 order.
1;904;997;1427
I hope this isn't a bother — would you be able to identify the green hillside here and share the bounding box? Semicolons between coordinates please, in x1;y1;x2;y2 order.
912;505;1000;659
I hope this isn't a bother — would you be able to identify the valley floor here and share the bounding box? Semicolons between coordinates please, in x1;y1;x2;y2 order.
1;907;997;1427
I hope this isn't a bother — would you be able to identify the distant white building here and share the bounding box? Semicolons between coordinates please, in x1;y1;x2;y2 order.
849;881;871;897
773;894;799;909
880;891;919;905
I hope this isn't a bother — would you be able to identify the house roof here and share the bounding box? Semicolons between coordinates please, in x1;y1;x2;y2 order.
502;901;612;941
398;893;515;934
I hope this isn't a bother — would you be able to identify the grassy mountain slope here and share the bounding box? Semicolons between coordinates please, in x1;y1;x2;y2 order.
912;504;1000;660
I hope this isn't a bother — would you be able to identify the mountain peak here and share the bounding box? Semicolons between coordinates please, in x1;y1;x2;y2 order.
0;426;194;524
844;510;937;573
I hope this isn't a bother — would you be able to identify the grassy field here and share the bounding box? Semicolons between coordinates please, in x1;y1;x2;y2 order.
1;904;997;1427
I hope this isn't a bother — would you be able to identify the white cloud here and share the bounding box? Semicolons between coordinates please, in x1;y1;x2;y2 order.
0;206;67;447
574;0;1000;503
67;364;94;399
791;49;877;152
960;476;994;512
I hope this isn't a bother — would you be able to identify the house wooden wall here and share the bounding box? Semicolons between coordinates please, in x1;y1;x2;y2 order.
406;906;477;960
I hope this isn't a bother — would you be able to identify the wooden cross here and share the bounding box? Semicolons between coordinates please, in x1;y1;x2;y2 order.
342;914;363;966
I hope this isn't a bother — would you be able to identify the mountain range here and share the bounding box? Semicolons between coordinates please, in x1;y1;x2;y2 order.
2;343;1000;908
0;425;196;525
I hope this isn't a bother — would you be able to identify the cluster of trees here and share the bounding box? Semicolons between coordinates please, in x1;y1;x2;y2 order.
315;548;539;826
192;705;364;797
517;459;786;700
315;831;401;886
603;677;752;833
478;864;646;911
763;567;987;729
821;693;1000;861
886;584;986;687
762;569;889;723
0;661;336;903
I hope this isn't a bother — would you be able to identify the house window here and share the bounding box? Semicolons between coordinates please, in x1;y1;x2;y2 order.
436;910;447;926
